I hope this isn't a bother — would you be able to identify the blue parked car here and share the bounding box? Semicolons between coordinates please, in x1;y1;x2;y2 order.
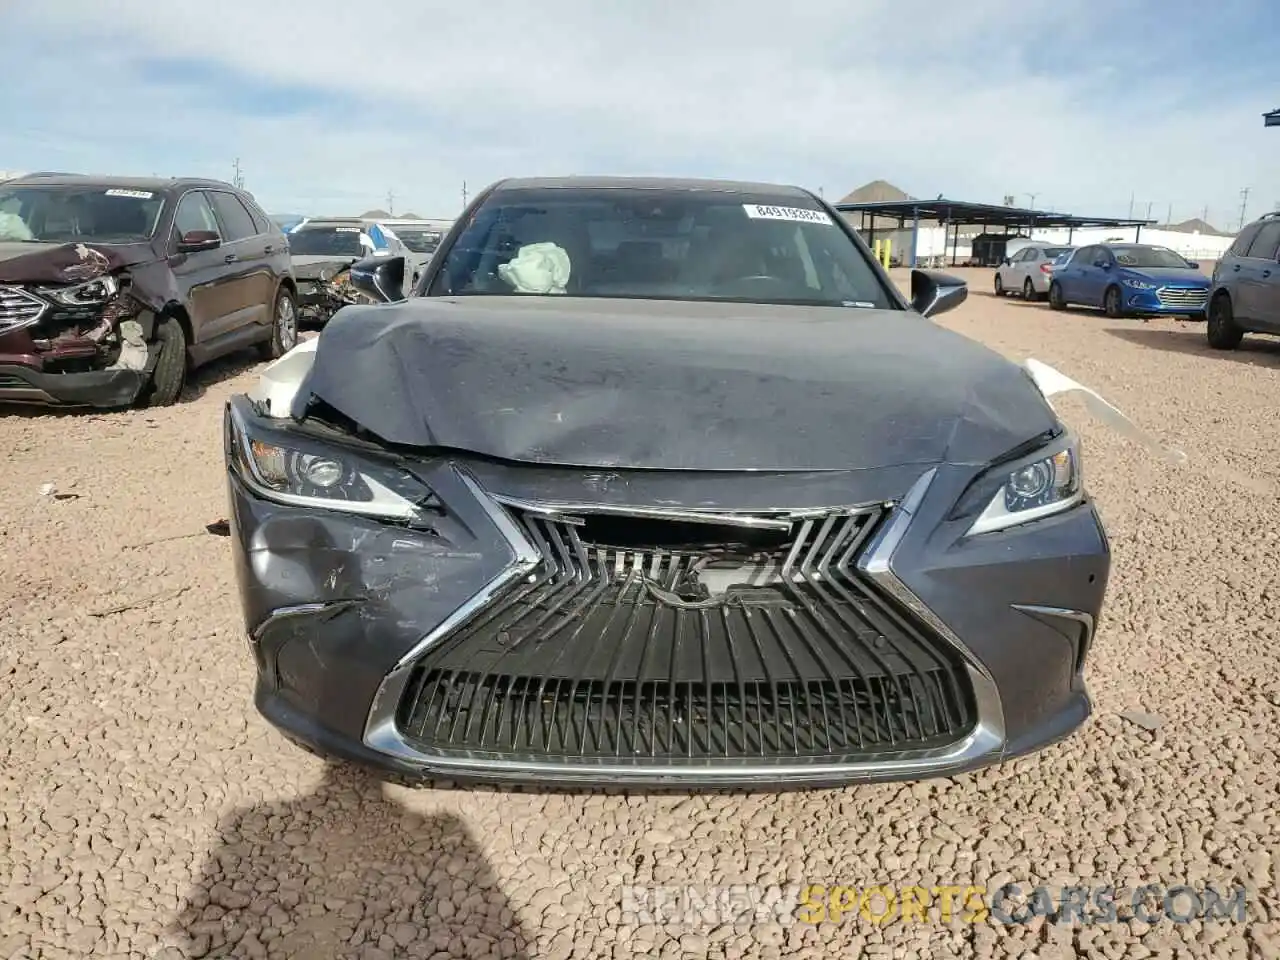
1047;243;1210;320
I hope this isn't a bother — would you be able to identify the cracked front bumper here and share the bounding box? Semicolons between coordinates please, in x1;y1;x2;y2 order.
225;410;1112;788
0;362;148;407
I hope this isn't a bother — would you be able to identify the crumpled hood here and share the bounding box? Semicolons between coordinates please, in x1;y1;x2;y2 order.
290;255;358;281
1123;267;1208;285
298;296;1059;471
0;240;156;283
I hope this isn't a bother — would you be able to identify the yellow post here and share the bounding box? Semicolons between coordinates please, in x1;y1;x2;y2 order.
874;239;883;263
883;238;892;268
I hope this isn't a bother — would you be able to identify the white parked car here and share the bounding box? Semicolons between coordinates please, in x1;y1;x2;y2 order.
995;244;1075;301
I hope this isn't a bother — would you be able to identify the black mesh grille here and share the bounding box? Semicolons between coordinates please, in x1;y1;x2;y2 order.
396;507;976;764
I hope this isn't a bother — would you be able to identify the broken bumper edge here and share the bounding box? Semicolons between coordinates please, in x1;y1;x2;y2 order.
0;363;148;408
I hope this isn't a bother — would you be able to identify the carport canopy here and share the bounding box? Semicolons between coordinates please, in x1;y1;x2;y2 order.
833;198;1157;267
1265;107;1280;127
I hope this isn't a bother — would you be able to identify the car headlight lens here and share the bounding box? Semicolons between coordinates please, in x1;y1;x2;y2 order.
42;274;120;306
227;405;437;523
960;439;1084;536
1122;278;1156;290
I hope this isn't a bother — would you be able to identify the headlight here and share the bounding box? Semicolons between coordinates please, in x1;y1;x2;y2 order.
226;403;437;524
1122;278;1156;290
42;274;120;306
955;436;1084;536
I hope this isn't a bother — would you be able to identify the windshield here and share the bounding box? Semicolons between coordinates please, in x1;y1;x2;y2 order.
0;184;164;243
288;226;365;256
1112;245;1190;268
430;188;894;308
396;229;442;254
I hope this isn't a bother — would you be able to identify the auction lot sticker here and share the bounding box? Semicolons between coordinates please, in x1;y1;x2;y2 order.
744;204;833;225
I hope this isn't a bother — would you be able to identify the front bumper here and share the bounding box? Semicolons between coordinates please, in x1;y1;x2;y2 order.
1121;286;1209;315
0;361;147;407
224;403;1111;789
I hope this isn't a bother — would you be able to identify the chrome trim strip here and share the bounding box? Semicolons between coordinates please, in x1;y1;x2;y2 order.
251;602;335;643
1010;604;1096;669
361;467;1007;781
857;468;1007;760
488;495;796;530
364;469;540;751
1010;604;1094;638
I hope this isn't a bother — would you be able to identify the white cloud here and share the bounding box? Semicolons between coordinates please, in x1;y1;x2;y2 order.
4;0;1277;229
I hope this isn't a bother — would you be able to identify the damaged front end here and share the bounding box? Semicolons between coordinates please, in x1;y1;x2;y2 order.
293;262;368;327
0;243;161;407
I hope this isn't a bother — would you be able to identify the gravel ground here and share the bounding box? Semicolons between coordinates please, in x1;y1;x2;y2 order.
2;273;1278;959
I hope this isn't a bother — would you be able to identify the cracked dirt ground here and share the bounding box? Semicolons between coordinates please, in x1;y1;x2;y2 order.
2;272;1278;959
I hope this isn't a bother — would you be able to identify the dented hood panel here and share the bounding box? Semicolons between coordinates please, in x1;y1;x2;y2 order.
0;240;156;282
0;240;177;312
290;255;358;280
299;296;1059;471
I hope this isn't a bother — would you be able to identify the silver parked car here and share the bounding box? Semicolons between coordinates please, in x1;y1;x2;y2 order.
995;244;1074;301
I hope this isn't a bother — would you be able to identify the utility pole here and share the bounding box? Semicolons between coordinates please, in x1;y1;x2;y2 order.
1239;187;1250;231
1128;192;1135;219
1202;205;1209;224
1024;192;1038;209
1166;203;1172;225
461;181;468;210
386;190;395;216
232;158;245;189
1144;201;1153;220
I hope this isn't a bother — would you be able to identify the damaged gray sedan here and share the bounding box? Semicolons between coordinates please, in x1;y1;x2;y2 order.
223;177;1111;788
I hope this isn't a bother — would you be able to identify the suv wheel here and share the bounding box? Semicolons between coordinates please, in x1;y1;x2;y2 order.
140;315;187;407
994;274;1005;296
1048;281;1066;311
258;286;299;361
1103;285;1124;319
1207;293;1244;350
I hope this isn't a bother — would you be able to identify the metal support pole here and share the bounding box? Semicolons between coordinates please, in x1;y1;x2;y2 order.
910;207;920;268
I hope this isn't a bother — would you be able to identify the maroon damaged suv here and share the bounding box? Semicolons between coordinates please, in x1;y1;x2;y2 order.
0;173;298;408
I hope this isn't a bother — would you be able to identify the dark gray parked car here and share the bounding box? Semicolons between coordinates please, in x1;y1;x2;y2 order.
1207;211;1280;349
222;176;1111;789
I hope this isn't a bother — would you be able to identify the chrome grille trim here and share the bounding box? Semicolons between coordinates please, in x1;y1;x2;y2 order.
361;467;1006;783
1155;286;1209;308
0;285;48;333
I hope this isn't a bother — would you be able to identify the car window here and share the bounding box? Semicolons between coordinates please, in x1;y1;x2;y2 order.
174;191;219;238
240;195;272;235
1042;247;1072;259
1230;224;1261;257
1112;245;1190;268
1245;222;1280;260
1071;247;1093;264
430;187;895;309
288;226;366;256
208;191;258;242
0;183;165;243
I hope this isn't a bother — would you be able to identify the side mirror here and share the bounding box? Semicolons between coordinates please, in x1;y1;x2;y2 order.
349;254;406;303
1187;260;1200;269
1002;257;1011;266
911;269;968;318
177;229;220;253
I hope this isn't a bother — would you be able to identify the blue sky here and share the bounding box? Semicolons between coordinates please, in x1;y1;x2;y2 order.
4;0;1277;229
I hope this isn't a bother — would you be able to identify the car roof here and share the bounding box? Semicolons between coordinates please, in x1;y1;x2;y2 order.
5;173;236;193
491;176;814;198
295;218;368;228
